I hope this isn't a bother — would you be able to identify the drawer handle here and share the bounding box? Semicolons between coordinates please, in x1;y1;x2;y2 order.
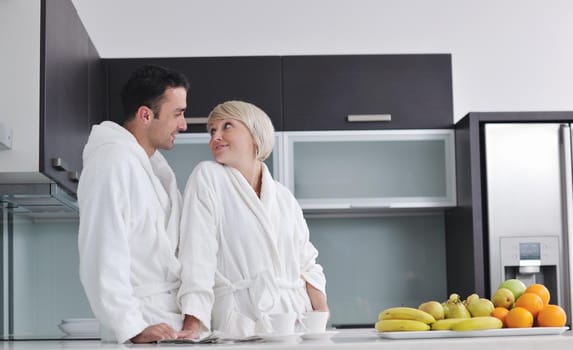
185;117;209;125
347;114;392;123
51;158;69;171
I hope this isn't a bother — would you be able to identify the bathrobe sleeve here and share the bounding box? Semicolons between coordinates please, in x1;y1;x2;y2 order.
289;191;327;296
78;148;148;343
178;163;218;331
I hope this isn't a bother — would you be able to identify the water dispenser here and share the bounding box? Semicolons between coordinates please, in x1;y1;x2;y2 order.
499;236;560;302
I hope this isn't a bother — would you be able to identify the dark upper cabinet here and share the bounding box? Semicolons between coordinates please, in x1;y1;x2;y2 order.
88;41;106;128
104;57;283;132
282;54;453;130
41;0;102;195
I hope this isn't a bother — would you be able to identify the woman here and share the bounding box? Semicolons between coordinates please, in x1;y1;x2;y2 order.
178;100;328;338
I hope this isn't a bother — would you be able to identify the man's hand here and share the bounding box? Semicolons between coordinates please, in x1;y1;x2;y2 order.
178;314;201;339
177;328;200;339
130;323;178;343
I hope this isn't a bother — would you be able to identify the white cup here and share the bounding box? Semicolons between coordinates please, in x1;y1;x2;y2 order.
302;311;329;333
269;312;297;334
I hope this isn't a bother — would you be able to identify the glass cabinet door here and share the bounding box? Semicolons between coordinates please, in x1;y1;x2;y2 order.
282;130;456;210
161;133;282;193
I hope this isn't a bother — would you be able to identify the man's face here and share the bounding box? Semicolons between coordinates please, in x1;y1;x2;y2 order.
148;87;188;151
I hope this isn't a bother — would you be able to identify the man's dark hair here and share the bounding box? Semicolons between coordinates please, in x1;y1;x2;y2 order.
120;64;189;124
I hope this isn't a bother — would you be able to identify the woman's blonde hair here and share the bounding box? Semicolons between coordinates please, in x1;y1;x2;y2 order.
206;100;275;161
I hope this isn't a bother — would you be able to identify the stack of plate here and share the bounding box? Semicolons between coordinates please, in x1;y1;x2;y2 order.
58;318;100;338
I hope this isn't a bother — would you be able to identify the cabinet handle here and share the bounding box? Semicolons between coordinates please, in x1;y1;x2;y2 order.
349;204;392;209
347;114;392;123
51;158;69;171
185;117;209;125
67;171;80;183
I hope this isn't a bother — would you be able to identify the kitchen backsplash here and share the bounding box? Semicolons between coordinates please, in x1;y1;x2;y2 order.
1;206;447;336
307;214;446;326
6;214;92;338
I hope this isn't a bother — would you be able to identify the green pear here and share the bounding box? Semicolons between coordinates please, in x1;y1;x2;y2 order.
464;293;479;306
467;298;495;317
444;293;471;319
445;302;471;319
492;287;515;308
419;301;445;320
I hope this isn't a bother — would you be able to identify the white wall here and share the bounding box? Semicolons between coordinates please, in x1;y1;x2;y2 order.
72;0;573;122
0;0;41;172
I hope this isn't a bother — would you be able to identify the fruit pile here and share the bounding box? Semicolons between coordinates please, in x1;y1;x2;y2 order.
490;279;566;328
375;279;567;332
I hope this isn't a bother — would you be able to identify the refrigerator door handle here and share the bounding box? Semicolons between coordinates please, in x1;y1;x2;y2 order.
559;124;573;322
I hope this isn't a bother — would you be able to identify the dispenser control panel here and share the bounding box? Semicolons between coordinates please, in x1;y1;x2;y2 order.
500;236;559;266
519;242;541;265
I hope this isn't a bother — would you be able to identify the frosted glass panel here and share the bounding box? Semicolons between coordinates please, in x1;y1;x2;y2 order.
294;140;446;199
307;215;447;326
162;135;276;193
161;142;214;193
10;216;93;338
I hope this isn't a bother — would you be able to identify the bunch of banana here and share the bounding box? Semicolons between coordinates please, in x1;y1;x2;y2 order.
375;307;435;332
431;318;466;330
451;316;503;331
430;316;503;331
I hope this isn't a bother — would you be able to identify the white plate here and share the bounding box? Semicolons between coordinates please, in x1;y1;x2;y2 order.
378;326;569;340
58;322;99;337
301;330;339;340
257;332;303;342
61;318;98;324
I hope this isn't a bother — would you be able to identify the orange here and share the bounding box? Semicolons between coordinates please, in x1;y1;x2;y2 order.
514;292;544;317
491;307;510;327
537;304;567;327
505;306;534;328
524;284;551;306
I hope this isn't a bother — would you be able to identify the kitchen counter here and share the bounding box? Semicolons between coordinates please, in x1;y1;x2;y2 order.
1;329;572;350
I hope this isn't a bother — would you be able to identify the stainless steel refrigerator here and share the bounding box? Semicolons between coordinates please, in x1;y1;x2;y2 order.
484;123;573;321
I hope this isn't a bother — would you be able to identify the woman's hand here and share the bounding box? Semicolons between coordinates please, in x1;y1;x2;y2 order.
130;323;178;343
306;282;329;312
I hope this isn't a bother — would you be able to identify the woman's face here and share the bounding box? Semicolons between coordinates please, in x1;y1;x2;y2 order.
208;118;257;168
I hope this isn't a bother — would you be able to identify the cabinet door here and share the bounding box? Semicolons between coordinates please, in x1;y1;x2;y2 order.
282;55;453;131
41;0;93;194
88;39;106;128
105;57;283;132
283;130;456;210
160;133;282;193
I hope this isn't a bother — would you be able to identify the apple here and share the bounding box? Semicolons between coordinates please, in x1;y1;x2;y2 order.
492;287;515;308
498;279;527;300
419;301;445;320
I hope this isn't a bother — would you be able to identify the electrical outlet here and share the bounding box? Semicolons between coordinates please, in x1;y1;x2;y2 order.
0;122;13;150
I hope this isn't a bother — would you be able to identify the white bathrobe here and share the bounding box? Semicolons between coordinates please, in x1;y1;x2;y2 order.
78;121;183;343
178;161;326;338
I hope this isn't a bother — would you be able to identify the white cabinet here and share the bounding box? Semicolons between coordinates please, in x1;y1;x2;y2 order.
282;130;456;210
165;130;456;210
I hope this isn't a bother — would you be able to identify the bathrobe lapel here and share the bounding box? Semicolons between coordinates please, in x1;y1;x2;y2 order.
108;122;182;280
224;164;282;270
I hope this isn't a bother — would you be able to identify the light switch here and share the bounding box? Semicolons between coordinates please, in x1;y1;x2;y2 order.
0;122;13;150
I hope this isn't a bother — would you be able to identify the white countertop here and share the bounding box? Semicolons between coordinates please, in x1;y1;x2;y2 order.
1;329;573;350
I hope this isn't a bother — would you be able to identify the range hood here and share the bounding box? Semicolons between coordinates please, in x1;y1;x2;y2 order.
0;172;78;221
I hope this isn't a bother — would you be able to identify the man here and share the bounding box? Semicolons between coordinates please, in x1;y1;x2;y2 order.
78;65;191;343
